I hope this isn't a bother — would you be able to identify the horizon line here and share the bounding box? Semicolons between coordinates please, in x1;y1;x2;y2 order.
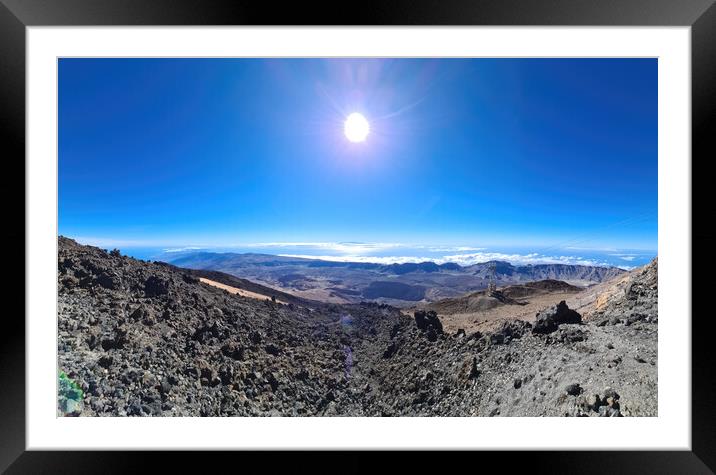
61;235;658;254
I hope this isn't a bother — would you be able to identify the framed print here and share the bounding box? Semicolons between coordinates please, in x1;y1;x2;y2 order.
3;0;716;471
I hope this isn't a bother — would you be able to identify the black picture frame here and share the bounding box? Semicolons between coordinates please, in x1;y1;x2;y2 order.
3;0;714;472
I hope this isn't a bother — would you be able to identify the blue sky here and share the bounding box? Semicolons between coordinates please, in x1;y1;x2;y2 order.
59;58;657;253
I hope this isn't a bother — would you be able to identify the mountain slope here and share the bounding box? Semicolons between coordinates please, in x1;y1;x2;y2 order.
168;265;319;308
567;258;658;325
423;279;582;315
57;237;657;417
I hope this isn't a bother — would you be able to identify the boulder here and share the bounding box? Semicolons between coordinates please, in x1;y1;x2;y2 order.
414;310;443;341
532;301;582;334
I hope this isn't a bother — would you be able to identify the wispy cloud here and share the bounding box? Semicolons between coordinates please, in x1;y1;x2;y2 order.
163;246;205;253
279;254;442;265
438;252;611;267
425;246;486;252
248;242;490;255
608;253;644;262
248;242;406;255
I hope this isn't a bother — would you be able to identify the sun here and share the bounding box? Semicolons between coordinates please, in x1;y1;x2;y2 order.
344;113;370;143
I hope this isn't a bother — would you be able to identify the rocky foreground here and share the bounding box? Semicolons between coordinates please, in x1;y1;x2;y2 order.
58;237;658;417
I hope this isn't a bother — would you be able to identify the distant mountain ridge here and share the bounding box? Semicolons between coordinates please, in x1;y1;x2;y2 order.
166;251;626;305
466;260;625;283
169;252;624;278
169;252;464;274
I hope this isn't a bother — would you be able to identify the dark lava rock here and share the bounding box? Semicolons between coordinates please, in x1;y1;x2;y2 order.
415;310;443;333
265;344;281;356
532;301;582;334
414;310;443;342
129;306;147;322
603;387;620;400
266;372;280;392
100;327;127;351
221;342;244;360
159;380;172;395
96;270;121;290
383;342;397;359
144;276;170;297
565;383;583;396
249;330;263;345
468;357;480;380
98;355;113;368
61;275;80;289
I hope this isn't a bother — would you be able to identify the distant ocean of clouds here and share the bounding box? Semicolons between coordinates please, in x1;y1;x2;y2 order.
141;241;656;270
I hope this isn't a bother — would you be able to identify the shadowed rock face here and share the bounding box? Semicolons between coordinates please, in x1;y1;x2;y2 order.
57;237;657;417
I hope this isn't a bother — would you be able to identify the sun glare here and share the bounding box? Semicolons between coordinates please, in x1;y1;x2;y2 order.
344;113;370;143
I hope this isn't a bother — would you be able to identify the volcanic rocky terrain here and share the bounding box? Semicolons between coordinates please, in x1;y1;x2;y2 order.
58;237;658;417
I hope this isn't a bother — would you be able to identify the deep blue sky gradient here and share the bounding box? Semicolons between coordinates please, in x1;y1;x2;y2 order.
59;58;657;250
